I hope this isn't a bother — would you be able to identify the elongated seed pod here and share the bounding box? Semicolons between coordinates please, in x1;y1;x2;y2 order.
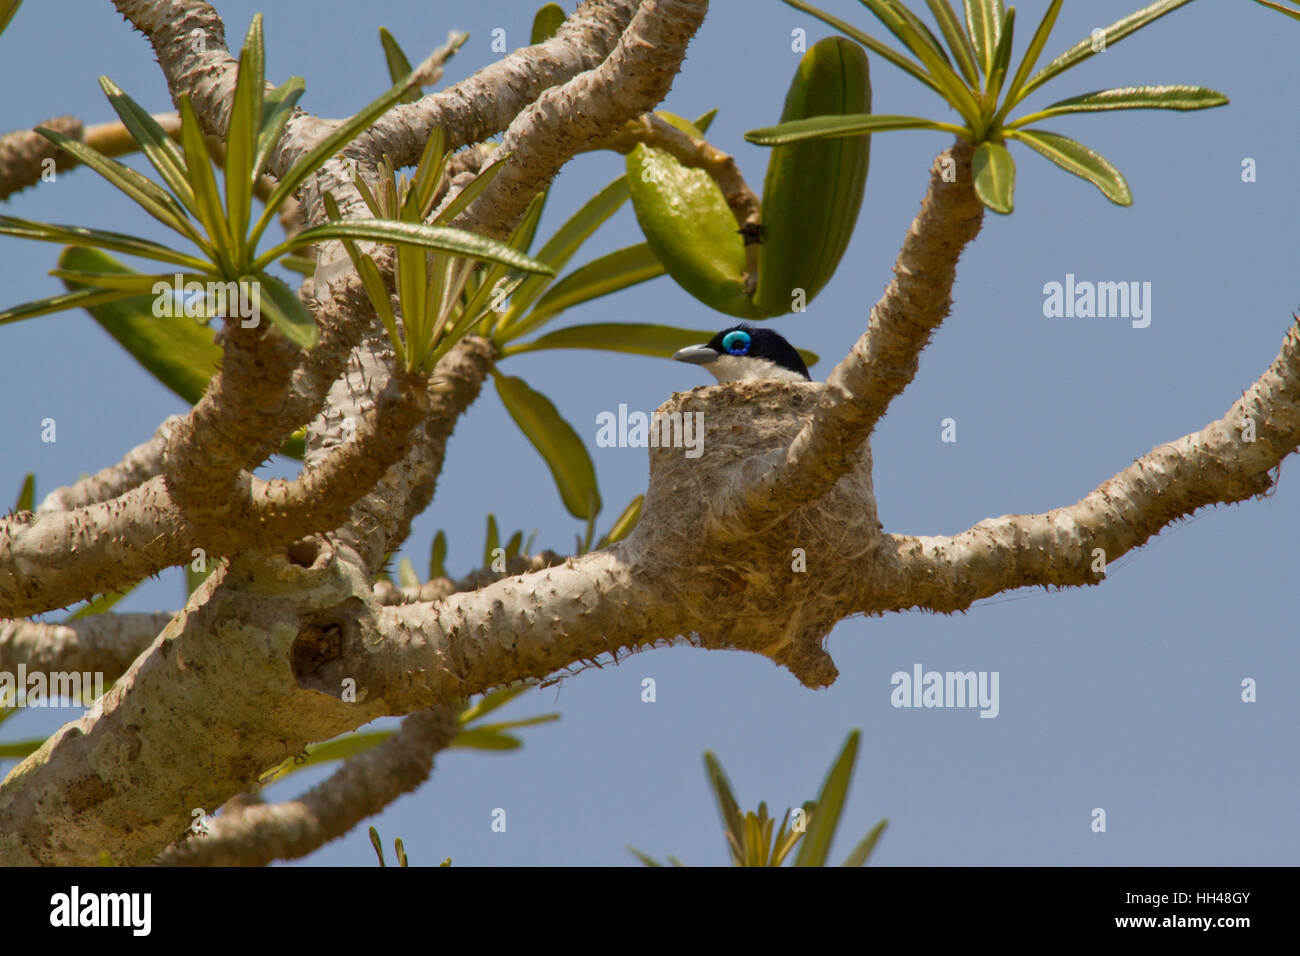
752;37;871;316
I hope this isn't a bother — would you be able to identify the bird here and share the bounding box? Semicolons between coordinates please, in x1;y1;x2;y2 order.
672;325;811;383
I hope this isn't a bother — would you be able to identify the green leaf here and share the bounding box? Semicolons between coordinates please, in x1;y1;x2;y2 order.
794;730;860;867
505;530;523;559
13;473;34;513
65;587;133;622
972;140;1015;213
56;247;220;404
1008;128;1131;205
842;818;889;866
0;0;21;36
627;846;664;867
505;243;665;336
885;2;952;68
469;713;559;735
1021;0;1195;101
32;127;200;246
432;154;510;226
985;6;1015;102
254;272;319;347
378;27;420;103
494;372;601;519
263;219;555;275
460;683;532;724
0;739;45;760
779;0;941;94
47;268;191;293
249;46;448;249
178;94;236;269
398;557;420;589
1252;0;1300;20
503;175;631;324
998;0;1062;115
0;215;212;270
926;0;980;85
703;752;746;865
0;286;135;326
252;77;306;183
263;731;396;783
599;494;643;547
964;0;1003;76
484;513;500;568
1010;85;1229;126
185;561;210;596
429;530;448;579
505;321;819;369
531;3;566;43
887;11;984;128
451;730;523;750
225;15;264;258
98;77;198;217
746;113;967;145
692;108;719;134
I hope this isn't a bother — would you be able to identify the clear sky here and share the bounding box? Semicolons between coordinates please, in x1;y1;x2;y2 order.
1;0;1296;866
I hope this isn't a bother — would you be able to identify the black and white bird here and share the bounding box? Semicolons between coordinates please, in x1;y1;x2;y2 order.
672;325;811;383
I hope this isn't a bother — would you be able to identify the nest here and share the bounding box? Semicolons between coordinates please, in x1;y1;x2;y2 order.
620;381;883;687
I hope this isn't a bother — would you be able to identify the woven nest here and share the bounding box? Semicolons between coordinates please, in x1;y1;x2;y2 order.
620;380;883;687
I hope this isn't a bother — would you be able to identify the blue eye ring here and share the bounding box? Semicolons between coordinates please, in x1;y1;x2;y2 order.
722;330;751;355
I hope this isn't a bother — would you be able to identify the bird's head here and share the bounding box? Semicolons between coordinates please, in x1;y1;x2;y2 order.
671;325;811;383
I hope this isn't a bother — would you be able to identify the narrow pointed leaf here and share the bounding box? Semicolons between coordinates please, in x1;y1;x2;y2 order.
252;77;306;182
398;557;419;589
468;713;559;735
14;473;34;513
703;752;746;865
0;286;135;326
1010;85;1228;126
1021;0;1195;100
505;530;523;559
747;113;967;145
885;1;951;68
225;14;265;252
842;819;889;866
599;494;643;546
253;271;319;347
177;95;235;266
889;14;983;126
693;108;718;134
378;27;420;103
1008;128;1131;205
267;220;555;275
986;6;1016;102
503;243;665;338
250;60;434;247
999;0;1061;114
47;268;201;294
429;530;448;579
0;215;211;270
460;684;532;724
504;176;630;322
794;730;860;867
98;77;198;216
33;127;199;243
450;730;522;751
1252;0;1300;20
972;141;1015;213
964;0;1003;75
432;154;509;225
494;372;600;519
780;0;941;93
926;0;980;85
484;513;500;567
56;247;220;404
504;321;818;369
531;3;566;42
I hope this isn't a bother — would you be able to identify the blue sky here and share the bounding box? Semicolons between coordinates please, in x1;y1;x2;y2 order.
1;0;1296;866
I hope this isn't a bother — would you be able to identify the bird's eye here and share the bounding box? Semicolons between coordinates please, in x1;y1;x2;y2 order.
722;330;751;355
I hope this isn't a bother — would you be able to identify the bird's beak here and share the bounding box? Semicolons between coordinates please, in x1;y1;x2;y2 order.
672;344;719;366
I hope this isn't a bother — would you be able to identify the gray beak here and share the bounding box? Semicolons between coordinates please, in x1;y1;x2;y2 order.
672;344;719;366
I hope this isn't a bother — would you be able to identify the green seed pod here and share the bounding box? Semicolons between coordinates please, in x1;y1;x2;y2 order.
625;113;763;319
752;36;871;317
